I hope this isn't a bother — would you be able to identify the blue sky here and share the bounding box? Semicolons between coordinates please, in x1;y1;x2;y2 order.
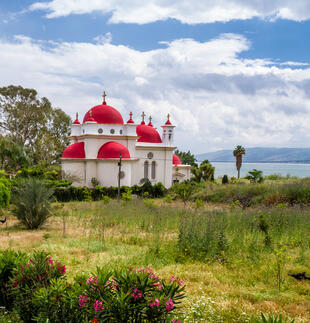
1;1;310;153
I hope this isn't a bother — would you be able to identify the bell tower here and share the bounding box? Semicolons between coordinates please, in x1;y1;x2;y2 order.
161;114;175;146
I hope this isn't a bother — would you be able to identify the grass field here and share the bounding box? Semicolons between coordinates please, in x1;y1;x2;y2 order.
1;198;310;322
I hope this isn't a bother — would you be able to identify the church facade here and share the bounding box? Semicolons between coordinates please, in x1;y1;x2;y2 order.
61;94;191;188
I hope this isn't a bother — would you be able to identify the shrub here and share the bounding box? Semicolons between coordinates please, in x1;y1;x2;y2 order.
171;181;198;206
246;169;264;183
0;176;11;208
11;178;54;229
122;189;133;201
91;177;100;188
222;174;229;184
0;250;27;309
9;251;66;322
77;266;185;322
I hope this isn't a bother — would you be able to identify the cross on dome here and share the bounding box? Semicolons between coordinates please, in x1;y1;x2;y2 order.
148;115;153;127
165;113;172;125
127;111;135;124
141;111;146;125
102;91;107;104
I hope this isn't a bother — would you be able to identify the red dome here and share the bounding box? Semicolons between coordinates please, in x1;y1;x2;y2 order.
73;118;80;125
136;124;162;143
62;142;85;159
173;154;182;165
97;141;130;159
83;102;124;124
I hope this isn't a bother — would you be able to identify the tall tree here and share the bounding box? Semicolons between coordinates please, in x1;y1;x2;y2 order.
0;85;71;165
233;145;246;178
174;149;198;167
191;159;215;182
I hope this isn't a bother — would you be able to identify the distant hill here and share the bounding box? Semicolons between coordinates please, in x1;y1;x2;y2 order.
196;147;310;163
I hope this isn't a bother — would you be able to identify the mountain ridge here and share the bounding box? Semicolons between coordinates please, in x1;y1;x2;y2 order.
196;147;310;163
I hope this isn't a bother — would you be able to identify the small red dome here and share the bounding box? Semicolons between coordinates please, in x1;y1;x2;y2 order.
127;118;134;124
165;119;172;125
73;118;80;125
83;102;124;124
62;142;85;159
97;141;130;159
136;124;162;143
173;154;182;165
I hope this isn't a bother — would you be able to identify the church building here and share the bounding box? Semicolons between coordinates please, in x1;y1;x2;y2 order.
61;93;191;188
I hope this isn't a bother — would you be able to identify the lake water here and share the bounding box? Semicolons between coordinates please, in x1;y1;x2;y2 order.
211;162;310;178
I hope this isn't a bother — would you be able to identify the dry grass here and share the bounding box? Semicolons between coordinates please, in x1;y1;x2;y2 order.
1;200;310;322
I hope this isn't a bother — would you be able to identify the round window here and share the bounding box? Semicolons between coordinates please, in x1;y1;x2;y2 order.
98;128;103;134
110;129;115;134
147;152;153;159
119;171;125;179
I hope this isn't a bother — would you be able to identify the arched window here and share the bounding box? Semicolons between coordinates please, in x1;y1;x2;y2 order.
144;161;149;179
151;161;156;179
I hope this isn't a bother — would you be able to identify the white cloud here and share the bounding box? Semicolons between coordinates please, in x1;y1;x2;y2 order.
29;0;310;24
93;32;112;44
1;33;310;153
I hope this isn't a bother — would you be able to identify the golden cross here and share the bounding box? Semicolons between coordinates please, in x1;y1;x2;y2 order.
76;112;78;119
167;113;170;121
149;116;152;123
141;111;146;122
129;111;133;119
103;91;107;102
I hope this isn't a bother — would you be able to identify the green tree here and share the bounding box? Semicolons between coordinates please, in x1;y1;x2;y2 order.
0;85;71;165
191;159;215;183
246;169;264;183
233;145;246;178
174;149;198;167
171;181;197;206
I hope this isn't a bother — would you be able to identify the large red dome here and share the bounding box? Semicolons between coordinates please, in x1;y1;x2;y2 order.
173;154;182;165
136;124;162;143
83;102;124;124
97;141;130;159
62;142;85;159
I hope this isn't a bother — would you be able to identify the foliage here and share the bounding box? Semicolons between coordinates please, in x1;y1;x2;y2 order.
191;160;215;183
11;178;54;229
174;149;198;167
222;174;229;184
9;251;66;322
233;145;246;178
0;85;71;165
246;169;264;183
0;136;30;172
257;313;294;323
122;188;133;201
0;250;27;309
171;181;198;205
76;266;185;322
91;177;100;188
0;176;11;208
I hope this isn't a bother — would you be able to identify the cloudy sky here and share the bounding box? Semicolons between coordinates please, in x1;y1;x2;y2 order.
1;1;310;153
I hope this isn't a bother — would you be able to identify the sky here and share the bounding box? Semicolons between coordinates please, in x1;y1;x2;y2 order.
1;1;310;154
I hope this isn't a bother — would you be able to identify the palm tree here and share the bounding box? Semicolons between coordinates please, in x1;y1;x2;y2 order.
233;145;246;179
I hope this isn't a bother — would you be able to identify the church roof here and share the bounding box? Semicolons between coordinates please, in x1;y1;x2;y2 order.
83;102;124;124
62;142;85;159
97;141;130;159
173;154;182;165
136;124;162;143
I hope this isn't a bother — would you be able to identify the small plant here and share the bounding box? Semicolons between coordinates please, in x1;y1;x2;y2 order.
257;313;295;323
102;195;111;204
257;211;271;248
222;174;229;184
91;177;100;188
11;178;54;229
171;181;197;206
164;194;173;203
121;189;133;201
246;169;264;183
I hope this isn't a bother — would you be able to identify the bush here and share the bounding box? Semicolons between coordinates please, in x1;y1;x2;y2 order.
11;178;55;229
171;181;198;205
0;176;11;208
0;250;27;309
246;169;264;183
9;251;66;322
76;266;185;322
222;175;229;184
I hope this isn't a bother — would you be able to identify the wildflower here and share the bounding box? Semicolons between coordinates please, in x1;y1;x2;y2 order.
170;276;175;282
178;280;183;285
87;276;98;285
94;300;104;313
46;258;53;265
59;265;66;274
150;298;160;308
166;298;174;311
130;288;142;301
78;295;87;307
91;319;99;323
172;320;181;323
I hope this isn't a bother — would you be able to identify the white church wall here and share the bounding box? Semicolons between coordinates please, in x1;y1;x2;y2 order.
62;160;86;186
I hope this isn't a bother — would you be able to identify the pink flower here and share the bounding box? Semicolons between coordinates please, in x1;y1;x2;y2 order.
170;276;175;282
166;298;174;311
150;298;160;308
178;280;183;285
131;288;142;301
46;258;53;265
94;300;104;313
86;276;98;285
78;295;87;307
172;320;181;323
